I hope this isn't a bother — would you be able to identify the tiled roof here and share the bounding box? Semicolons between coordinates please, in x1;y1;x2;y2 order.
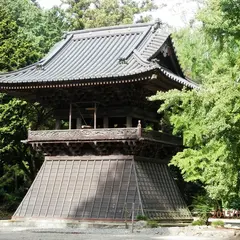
0;22;197;89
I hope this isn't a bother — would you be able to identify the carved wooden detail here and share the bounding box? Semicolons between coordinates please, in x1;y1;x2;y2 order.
28;128;139;142
28;127;181;145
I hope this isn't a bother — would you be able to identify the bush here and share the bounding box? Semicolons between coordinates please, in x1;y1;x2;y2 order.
192;219;206;226
136;215;148;221
211;220;224;227
191;194;218;219
147;220;158;228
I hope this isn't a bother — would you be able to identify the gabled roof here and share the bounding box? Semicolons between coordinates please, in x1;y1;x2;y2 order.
0;22;197;89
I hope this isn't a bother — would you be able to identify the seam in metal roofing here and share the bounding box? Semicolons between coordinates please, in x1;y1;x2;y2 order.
0;22;198;88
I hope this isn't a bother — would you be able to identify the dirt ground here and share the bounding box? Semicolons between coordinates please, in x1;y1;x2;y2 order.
0;228;239;240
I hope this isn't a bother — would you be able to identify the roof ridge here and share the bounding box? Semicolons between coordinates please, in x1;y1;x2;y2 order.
119;26;152;61
65;22;155;36
0;62;38;77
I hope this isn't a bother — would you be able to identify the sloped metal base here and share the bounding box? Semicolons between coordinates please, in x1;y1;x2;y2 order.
13;155;191;221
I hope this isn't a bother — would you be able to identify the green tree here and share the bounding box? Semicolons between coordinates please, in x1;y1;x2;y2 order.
0;0;67;213
0;4;40;71
62;0;157;30
172;0;240;83
150;80;240;206
150;0;240;208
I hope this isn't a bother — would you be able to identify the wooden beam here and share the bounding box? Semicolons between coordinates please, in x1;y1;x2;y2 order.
69;103;72;130
55;119;61;130
94;102;97;129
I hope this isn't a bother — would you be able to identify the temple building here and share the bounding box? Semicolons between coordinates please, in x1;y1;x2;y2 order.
0;22;196;221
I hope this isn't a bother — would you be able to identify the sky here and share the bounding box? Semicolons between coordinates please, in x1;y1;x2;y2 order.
37;0;200;28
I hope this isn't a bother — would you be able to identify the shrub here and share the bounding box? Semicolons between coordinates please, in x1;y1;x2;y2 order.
211;220;224;227
136;215;148;221
192;219;206;226
147;220;158;228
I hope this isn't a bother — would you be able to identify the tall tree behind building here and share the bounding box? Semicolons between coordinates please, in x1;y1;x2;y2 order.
62;0;157;30
0;0;68;214
151;0;240;208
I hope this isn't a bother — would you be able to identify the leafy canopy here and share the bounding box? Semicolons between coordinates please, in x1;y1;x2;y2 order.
150;80;240;205
62;0;157;30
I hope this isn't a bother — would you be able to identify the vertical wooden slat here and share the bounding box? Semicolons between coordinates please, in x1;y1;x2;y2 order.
81;160;96;217
121;160;133;219
67;159;81;217
97;160;110;218
17;161;46;217
105;160;118;218
59;159;75;217
113;160;126;218
33;160;52;217
52;160;67;217
89;160;103;217
45;159;60;217
133;160;144;216
75;160;88;218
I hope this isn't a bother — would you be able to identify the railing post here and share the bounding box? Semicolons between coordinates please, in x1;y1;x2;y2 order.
137;120;141;138
69;103;72;130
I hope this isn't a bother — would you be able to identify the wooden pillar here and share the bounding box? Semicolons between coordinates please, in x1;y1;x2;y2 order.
126;116;132;128
69;103;72;130
94;102;97;129
103;117;109;128
55;119;61;130
76;118;82;129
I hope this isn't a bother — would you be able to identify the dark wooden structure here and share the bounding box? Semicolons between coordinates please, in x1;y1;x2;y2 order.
0;22;196;221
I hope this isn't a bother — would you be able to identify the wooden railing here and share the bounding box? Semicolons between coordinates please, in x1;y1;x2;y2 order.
27;126;182;146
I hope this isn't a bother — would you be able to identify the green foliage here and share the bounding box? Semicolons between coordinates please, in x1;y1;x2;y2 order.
0;0;68;71
0;0;65;212
62;0;157;30
136;215;148;221
191;194;218;219
146;220;158;228
197;0;240;41
211;220;224;227
151;0;240;207
173;0;240;84
150;80;240;203
192;219;206;226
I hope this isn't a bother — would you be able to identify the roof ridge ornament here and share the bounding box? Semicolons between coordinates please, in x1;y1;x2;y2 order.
152;19;162;33
35;64;45;71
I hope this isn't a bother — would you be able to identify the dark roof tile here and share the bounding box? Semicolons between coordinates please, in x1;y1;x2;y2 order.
0;22;197;88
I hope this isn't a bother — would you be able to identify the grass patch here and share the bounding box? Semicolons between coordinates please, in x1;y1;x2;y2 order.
192;219;206;226
147;220;158;228
211;220;224;227
136;215;148;221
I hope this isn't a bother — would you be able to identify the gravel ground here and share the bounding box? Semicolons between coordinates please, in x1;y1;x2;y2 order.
0;227;240;240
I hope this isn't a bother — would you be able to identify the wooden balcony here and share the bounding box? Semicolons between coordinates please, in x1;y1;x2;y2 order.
27;126;182;146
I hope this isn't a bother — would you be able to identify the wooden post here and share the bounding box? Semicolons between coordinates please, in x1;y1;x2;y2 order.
69;103;72;130
55;119;60;129
137;120;142;138
76;118;82;129
126;116;132;128
94;102;97;129
131;202;135;233
103;117;109;128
